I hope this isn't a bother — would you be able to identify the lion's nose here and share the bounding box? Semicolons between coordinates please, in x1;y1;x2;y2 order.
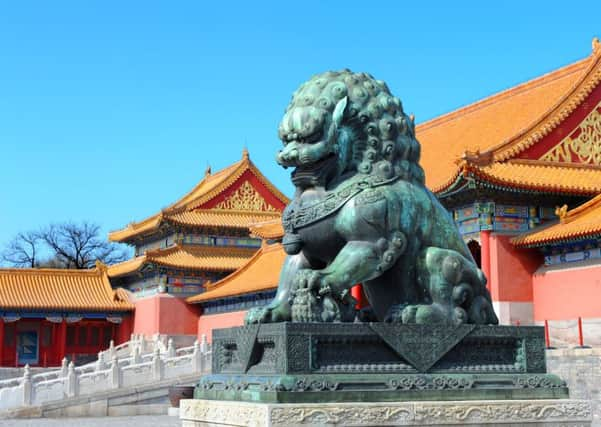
276;148;299;166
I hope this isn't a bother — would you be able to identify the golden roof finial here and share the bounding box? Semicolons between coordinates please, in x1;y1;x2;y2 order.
555;204;569;223
242;147;249;160
593;37;600;54
204;164;212;176
95;260;108;273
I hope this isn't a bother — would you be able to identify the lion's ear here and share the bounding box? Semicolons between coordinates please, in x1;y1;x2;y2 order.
333;96;348;129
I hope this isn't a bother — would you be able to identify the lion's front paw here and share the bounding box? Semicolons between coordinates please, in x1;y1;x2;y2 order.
245;307;270;324
290;288;321;322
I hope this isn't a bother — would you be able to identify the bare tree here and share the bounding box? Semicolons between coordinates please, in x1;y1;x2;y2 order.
1;231;42;267
2;222;128;269
40;222;128;269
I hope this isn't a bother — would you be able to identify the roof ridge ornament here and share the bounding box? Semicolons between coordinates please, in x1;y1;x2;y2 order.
458;149;494;167
555;204;569;223
242;147;249;160
205;165;212;176
593;37;600;54
95;260;108;274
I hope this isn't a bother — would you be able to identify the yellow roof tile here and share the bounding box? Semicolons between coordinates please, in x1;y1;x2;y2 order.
417;43;601;194
0;265;133;312
512;194;601;247
167;209;281;229
108;245;257;277
248;218;284;240
186;243;286;303
147;245;256;271
461;160;601;195
109;150;289;243
107;256;147;278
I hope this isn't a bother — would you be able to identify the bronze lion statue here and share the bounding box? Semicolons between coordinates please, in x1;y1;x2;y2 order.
246;70;498;325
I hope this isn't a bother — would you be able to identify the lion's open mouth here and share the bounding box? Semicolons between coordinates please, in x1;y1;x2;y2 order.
291;154;338;188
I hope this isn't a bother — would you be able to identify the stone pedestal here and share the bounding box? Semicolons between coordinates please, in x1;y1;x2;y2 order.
188;323;589;425
180;398;592;426
196;323;568;403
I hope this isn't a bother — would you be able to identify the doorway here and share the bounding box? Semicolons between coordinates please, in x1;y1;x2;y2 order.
17;331;39;365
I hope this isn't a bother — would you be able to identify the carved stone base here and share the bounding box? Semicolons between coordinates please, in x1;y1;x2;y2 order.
209;323;550;376
197;323;568;403
195;372;568;403
180;398;592;426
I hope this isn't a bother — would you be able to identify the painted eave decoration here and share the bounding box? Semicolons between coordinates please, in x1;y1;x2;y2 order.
512;193;601;248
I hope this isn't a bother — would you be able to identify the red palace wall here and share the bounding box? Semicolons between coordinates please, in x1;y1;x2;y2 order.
488;234;541;302
0;315;133;367
486;234;542;324
532;262;601;321
197;310;246;342
133;294;200;337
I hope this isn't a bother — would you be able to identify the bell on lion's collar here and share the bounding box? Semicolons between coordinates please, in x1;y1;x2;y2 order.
282;233;303;255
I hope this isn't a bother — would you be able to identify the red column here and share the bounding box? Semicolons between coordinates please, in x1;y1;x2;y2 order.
480;230;491;292
0;318;4;365
351;284;364;309
57;320;67;362
116;314;133;345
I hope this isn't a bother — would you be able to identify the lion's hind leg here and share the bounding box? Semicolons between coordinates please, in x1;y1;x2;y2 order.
386;247;497;325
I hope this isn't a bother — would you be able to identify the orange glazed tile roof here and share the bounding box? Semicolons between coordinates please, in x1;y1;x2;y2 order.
107;256;147;278
109;149;289;243
108;244;257;278
167;209;281;229
460;160;601;195
512;193;601;247
186;243;286;304
248;218;284;240
417;40;601;194
0;264;133;312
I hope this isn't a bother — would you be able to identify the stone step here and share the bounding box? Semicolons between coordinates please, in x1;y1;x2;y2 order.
108;403;169;417
1;373;200;419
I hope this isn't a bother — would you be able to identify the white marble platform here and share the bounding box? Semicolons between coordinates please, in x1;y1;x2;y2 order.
180;398;592;426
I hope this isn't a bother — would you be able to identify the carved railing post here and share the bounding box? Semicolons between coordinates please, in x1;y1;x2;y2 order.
133;345;141;364
140;335;147;353
192;340;202;372
200;334;208;353
167;338;176;358
96;351;105;372
152;348;163;380
109;340;115;359
60;357;69;378
111;356;121;388
22;364;32;406
66;362;77;397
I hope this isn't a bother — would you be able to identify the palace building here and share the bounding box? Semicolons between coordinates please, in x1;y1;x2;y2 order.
107;149;288;341
0;263;133;367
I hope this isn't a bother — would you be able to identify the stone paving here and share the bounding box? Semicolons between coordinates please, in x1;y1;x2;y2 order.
0;415;181;427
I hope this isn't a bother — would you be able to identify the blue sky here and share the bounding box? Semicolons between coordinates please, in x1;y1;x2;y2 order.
0;1;599;250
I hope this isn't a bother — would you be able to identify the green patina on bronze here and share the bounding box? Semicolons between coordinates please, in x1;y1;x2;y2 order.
195;323;567;403
246;70;497;325
194;71;568;405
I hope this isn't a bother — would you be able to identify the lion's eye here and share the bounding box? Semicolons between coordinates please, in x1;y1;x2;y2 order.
303;130;322;144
